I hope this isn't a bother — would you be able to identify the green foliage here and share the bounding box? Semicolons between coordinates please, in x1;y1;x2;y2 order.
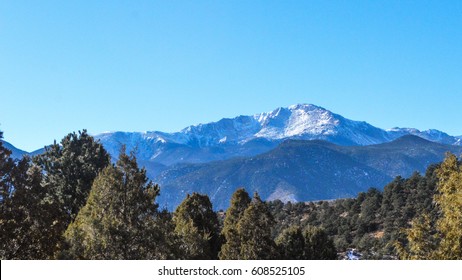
434;153;462;259
2;129;460;260
395;213;438;259
238;193;278;259
397;153;462;260
219;188;251;260
275;226;305;259
303;226;337;260
1;131;66;259
268;165;440;259
64;150;172;259
1;157;64;259
173;192;220;259
34;130;110;223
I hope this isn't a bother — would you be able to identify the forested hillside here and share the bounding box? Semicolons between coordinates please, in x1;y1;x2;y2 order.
1;130;461;260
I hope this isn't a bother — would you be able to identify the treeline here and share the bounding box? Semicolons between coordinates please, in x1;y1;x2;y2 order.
1;130;461;259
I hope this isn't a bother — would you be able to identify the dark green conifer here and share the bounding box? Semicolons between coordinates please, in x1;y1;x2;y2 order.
303;226;337;260
173;192;220;259
219;188;251;260
64;150;171;259
275;226;305;259
238;192;277;259
34;130;110;223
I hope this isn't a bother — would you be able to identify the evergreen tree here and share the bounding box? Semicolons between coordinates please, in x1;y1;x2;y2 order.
173;192;220;259
275;226;305;259
434;153;462;259
395;213;438;260
1;131;65;259
238;193;277;260
64;150;171;259
358;188;382;233
34;130;110;223
380;176;408;251
303;226;337;260
219;188;251;260
397;153;462;260
1;161;65;259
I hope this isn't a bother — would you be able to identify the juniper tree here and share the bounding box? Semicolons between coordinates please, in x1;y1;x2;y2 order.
396;153;462;260
0;160;66;259
238;193;278;260
275;226;305;260
303;226;337;260
434;153;462;259
173;192;220;259
34;130;110;223
219;188;251;260
64;150;171;259
1;131;64;259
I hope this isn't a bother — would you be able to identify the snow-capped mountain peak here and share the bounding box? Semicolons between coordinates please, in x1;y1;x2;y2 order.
94;104;461;166
254;104;340;139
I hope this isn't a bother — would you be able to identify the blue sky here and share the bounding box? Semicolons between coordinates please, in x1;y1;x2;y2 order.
1;1;461;151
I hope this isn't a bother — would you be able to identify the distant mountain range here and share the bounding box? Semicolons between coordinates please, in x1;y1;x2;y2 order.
0;141;44;159
4;104;461;210
94;104;461;170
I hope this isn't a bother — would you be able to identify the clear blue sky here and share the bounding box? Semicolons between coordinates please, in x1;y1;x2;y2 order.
1;0;461;151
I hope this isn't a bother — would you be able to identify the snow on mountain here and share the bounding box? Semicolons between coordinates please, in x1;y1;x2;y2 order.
386;127;460;146
94;104;461;167
456;136;462;145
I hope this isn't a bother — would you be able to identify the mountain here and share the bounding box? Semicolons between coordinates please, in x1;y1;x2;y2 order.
155;135;462;210
329;135;462;178
386;127;461;146
4;104;461;210
1;140;28;159
95;104;461;171
1;140;47;160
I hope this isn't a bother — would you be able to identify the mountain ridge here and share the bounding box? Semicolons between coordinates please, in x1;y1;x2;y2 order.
94;104;461;167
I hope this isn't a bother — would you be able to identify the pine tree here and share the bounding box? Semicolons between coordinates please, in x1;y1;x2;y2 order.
64;150;171;259
303;226;337;260
238;193;277;260
275;226;305;259
219;188;251;260
1;130;65;259
173;192;220;259
358;188;382;233
380;176;408;251
34;130;110;223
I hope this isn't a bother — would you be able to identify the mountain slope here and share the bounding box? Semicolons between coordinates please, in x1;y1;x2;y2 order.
331;135;462;178
156;140;392;210
155;135;462;210
1;140;29;159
